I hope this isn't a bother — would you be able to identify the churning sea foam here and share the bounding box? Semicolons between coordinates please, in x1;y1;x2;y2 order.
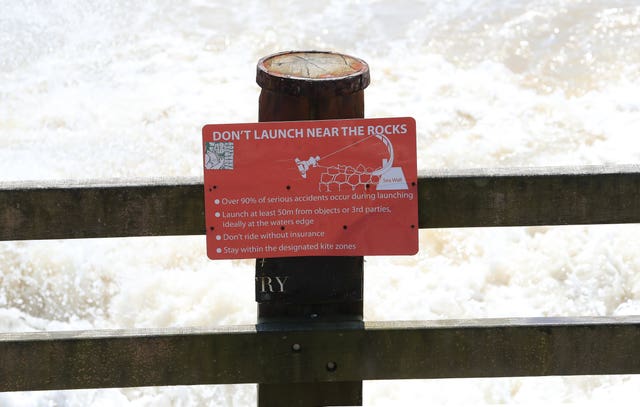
1;0;640;405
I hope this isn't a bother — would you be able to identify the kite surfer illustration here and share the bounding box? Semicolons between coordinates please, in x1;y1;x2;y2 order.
294;130;407;191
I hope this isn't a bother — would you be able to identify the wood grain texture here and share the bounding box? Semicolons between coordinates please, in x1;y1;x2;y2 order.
420;165;640;228
2;316;639;392
256;51;370;97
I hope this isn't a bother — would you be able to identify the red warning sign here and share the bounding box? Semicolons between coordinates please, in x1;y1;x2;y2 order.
202;117;418;259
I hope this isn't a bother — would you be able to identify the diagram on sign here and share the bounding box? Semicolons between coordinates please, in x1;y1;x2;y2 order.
202;117;418;260
294;130;408;192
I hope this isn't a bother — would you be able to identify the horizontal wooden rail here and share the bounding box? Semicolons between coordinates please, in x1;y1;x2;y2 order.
1;316;639;392
1;165;639;241
421;164;640;228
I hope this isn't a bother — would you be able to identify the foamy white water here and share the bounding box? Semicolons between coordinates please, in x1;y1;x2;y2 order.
1;0;640;405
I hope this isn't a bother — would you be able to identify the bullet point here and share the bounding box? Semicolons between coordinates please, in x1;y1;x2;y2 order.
216;235;221;241
215;212;221;217
214;199;220;204
216;248;222;254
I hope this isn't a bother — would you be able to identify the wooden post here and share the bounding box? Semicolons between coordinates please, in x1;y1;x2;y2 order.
255;51;370;406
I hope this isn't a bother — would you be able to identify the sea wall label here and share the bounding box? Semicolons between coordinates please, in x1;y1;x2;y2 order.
202;117;418;259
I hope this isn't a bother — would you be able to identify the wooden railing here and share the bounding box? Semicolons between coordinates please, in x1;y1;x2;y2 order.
1;165;640;403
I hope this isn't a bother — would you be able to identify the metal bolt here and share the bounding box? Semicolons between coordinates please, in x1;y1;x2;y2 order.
291;343;301;352
326;361;337;372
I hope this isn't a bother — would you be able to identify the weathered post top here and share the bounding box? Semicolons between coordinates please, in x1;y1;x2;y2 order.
256;50;370;97
256;51;369;122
